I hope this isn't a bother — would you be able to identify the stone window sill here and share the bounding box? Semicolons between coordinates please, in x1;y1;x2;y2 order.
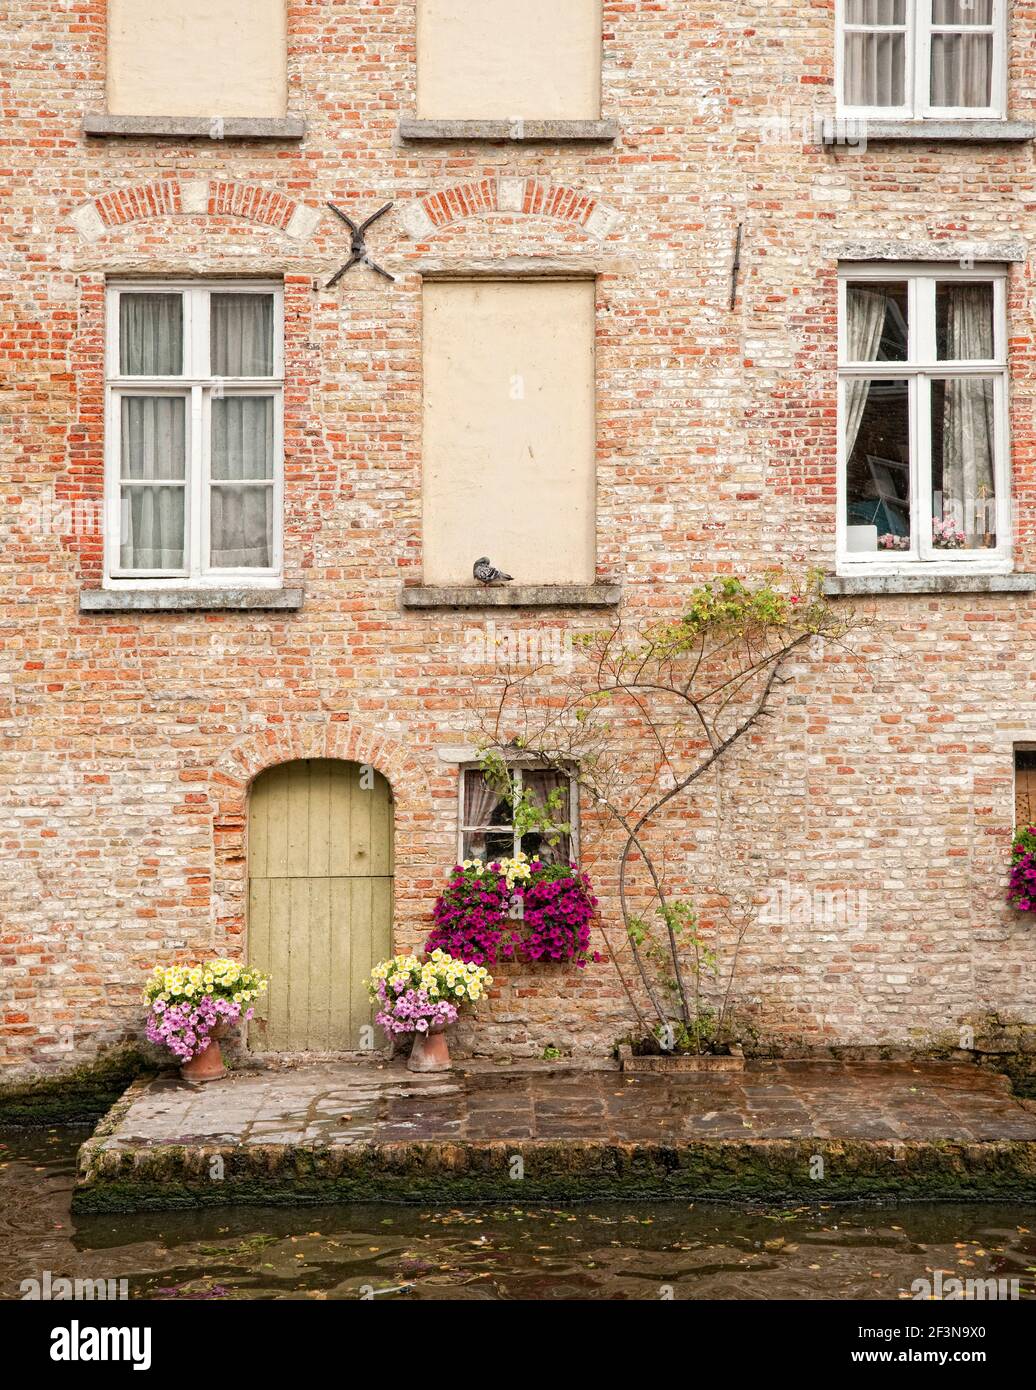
80;588;304;613
400;583;620;609
824;573;1036;597
83;114;306;140
398;118;618;144
822;117;1034;144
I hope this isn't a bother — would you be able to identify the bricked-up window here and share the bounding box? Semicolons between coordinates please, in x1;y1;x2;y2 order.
416;0;601;120
106;0;288;120
837;0;1006;119
105;283;284;584
460;767;577;864
838;264;1008;568
1016;750;1036;828
422;280;596;586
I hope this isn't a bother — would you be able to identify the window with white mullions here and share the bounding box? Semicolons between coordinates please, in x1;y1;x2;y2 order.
459;766;577;865
105;283;283;584
838;264;1009;569
837;0;1005;118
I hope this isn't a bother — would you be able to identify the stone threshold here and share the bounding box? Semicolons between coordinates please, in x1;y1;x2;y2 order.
824;573;1036;597
398;118;618;143
72;1061;1036;1213
821;117;1035;144
83;114;306;140
401;583;620;609
80;588;304;613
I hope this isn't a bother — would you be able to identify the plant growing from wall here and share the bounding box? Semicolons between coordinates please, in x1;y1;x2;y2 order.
473;571;859;1051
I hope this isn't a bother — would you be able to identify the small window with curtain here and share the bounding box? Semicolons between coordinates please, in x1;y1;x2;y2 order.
1016;749;1036;829
837;1;1005;119
459;766;577;865
838;263;1008;568
104;282;283;584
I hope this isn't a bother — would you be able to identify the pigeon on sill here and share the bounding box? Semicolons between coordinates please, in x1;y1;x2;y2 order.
473;557;513;585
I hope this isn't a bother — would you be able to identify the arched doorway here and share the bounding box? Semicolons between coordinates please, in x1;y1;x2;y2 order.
247;759;394;1051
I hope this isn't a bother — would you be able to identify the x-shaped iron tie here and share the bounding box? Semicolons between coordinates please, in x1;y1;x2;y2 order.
325;201;395;287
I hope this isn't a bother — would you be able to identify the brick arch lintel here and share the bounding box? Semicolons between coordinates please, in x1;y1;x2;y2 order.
206;717;432;942
400;177;623;241
69;179;324;243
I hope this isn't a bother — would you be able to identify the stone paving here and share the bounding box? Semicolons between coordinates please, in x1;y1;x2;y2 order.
96;1059;1036;1148
73;1059;1036;1211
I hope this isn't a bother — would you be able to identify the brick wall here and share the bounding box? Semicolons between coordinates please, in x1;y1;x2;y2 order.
3;1;1036;1076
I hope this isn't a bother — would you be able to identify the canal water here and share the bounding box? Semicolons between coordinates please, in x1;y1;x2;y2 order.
2;1128;1035;1301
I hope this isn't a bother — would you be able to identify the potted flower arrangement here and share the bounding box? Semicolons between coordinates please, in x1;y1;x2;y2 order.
367;950;492;1072
144;959;268;1083
425;854;600;968
1008;826;1036;913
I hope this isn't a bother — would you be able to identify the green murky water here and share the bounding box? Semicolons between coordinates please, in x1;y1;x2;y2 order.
2;1128;1035;1301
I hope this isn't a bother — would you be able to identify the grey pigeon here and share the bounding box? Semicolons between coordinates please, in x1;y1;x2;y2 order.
473;556;513;585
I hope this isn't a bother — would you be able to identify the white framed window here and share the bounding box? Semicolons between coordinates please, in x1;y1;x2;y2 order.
836;1;1006;119
459;765;579;865
104;282;284;586
837;263;1009;571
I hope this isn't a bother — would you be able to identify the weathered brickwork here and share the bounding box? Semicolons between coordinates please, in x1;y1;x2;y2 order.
3;2;1036;1078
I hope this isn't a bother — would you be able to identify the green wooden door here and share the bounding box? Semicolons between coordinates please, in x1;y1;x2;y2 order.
247;759;394;1051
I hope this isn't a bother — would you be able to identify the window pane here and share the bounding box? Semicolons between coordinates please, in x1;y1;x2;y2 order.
463;771;512;829
844;32;906;106
119;294;183;375
845;282;908;362
930;33;993;107
120;397;186;479
1016;750;1036;828
844;379;911;552
932;0;993;23
462;829;516;863
209;485;273;568
936;282;994;360
846;0;905;21
120;487;185;570
211;397;274;480
211;294;275;376
520;770;572;864
931;378;997;549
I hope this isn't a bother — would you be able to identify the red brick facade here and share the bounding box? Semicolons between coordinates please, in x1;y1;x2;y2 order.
3;2;1036;1077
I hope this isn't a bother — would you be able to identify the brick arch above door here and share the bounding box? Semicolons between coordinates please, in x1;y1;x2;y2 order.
206;718;431;944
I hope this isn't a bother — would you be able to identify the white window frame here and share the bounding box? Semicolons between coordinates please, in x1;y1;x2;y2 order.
837;261;1010;575
104;280;285;588
458;763;580;864
836;0;1007;121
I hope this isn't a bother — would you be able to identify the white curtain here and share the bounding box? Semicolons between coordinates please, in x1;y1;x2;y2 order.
120;397;186;570
844;286;889;460
844;2;907;107
931;1;994;107
210;397;274;568
941;285;995;545
523;769;571;864
120;293;182;375
211;295;274;376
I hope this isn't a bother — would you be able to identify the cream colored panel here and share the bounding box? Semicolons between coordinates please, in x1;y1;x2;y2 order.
417;0;601;120
422;281;596;586
107;0;287;118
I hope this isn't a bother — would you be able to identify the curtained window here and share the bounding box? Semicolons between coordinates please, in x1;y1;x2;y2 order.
460;767;576;865
839;0;1003;116
839;265;1007;566
107;284;282;580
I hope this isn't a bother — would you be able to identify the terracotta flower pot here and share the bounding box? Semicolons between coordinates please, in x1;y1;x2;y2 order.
180;1023;229;1084
407;1022;452;1073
